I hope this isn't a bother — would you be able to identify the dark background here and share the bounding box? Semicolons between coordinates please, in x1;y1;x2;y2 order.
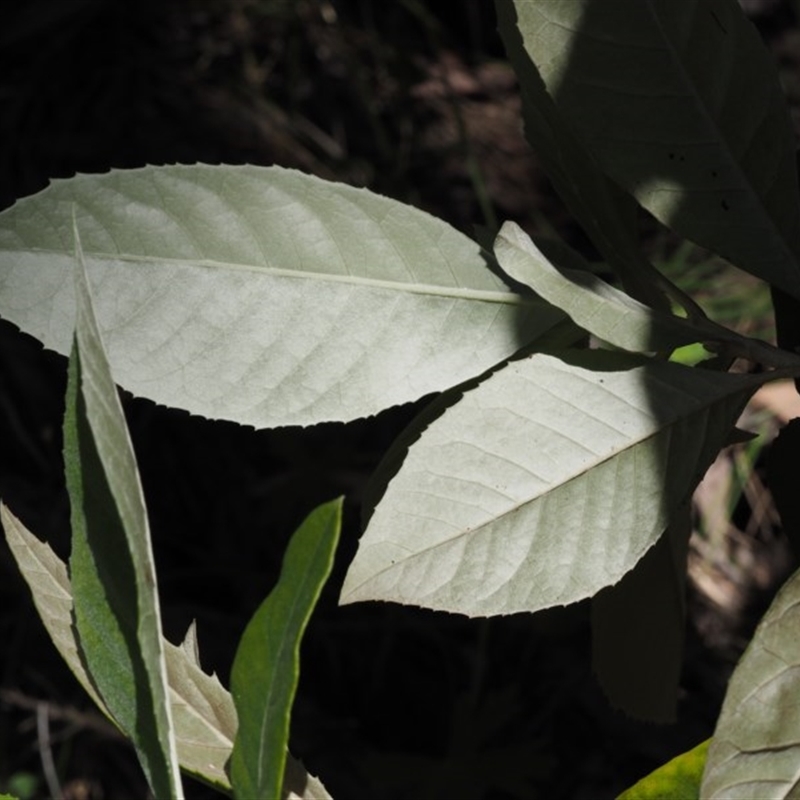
1;1;798;798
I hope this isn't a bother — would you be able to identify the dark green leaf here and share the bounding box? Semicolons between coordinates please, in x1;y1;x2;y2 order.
592;509;690;722
230;499;342;800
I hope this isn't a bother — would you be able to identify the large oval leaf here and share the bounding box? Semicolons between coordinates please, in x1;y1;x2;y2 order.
504;0;800;298
702;566;800;798
0;165;562;427
341;350;762;616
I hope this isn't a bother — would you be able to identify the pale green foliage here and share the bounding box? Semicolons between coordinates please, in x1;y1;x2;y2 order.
0;165;562;427
702;566;800;798
1;0;800;796
341;351;762;616
495;221;701;353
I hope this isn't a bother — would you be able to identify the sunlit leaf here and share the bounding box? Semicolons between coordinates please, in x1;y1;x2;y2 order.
618;739;709;800
702;566;800;798
341;350;762;616
0;165;563;427
231;499;342;800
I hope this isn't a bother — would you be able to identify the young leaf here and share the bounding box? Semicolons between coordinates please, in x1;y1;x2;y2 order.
592;509;690;722
0;503;333;799
618;739;709;800
505;0;800;298
64;224;182;798
701;565;800;798
341;350;763;617
230;498;342;800
0;165;564;428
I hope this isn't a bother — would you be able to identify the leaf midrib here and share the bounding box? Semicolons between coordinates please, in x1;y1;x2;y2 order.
4;246;538;306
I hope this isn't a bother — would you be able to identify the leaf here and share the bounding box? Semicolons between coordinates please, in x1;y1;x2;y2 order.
505;0;800;299
617;739;709;800
0;503;332;799
495;221;701;353
64;224;182;798
496;222;800;373
592;509;690;722
0;164;564;427
766;418;800;559
230;499;342;800
701;566;800;798
340;350;762;616
495;0;672;311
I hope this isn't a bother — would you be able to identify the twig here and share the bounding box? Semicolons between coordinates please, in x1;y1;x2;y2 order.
37;702;63;800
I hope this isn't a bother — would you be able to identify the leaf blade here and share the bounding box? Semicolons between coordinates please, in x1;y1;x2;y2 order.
230;499;342;799
506;0;800;297
494;221;701;353
65;224;182;798
701;566;800;798
0;164;563;427
341;350;761;616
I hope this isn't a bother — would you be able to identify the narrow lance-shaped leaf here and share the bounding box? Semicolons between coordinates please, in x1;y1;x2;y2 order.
0;503;333;799
64;222;182;798
231;498;342;800
0;164;564;428
701;565;800;798
506;0;800;298
341;350;764;617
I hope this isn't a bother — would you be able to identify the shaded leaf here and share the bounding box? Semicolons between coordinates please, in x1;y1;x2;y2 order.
617;739;709;800
495;0;671;311
592;508;690;722
0;165;563;427
0;503;332;799
341;350;762;616
65;224;181;798
766;418;800;559
506;0;800;298
231;499;342;800
702;566;800;798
